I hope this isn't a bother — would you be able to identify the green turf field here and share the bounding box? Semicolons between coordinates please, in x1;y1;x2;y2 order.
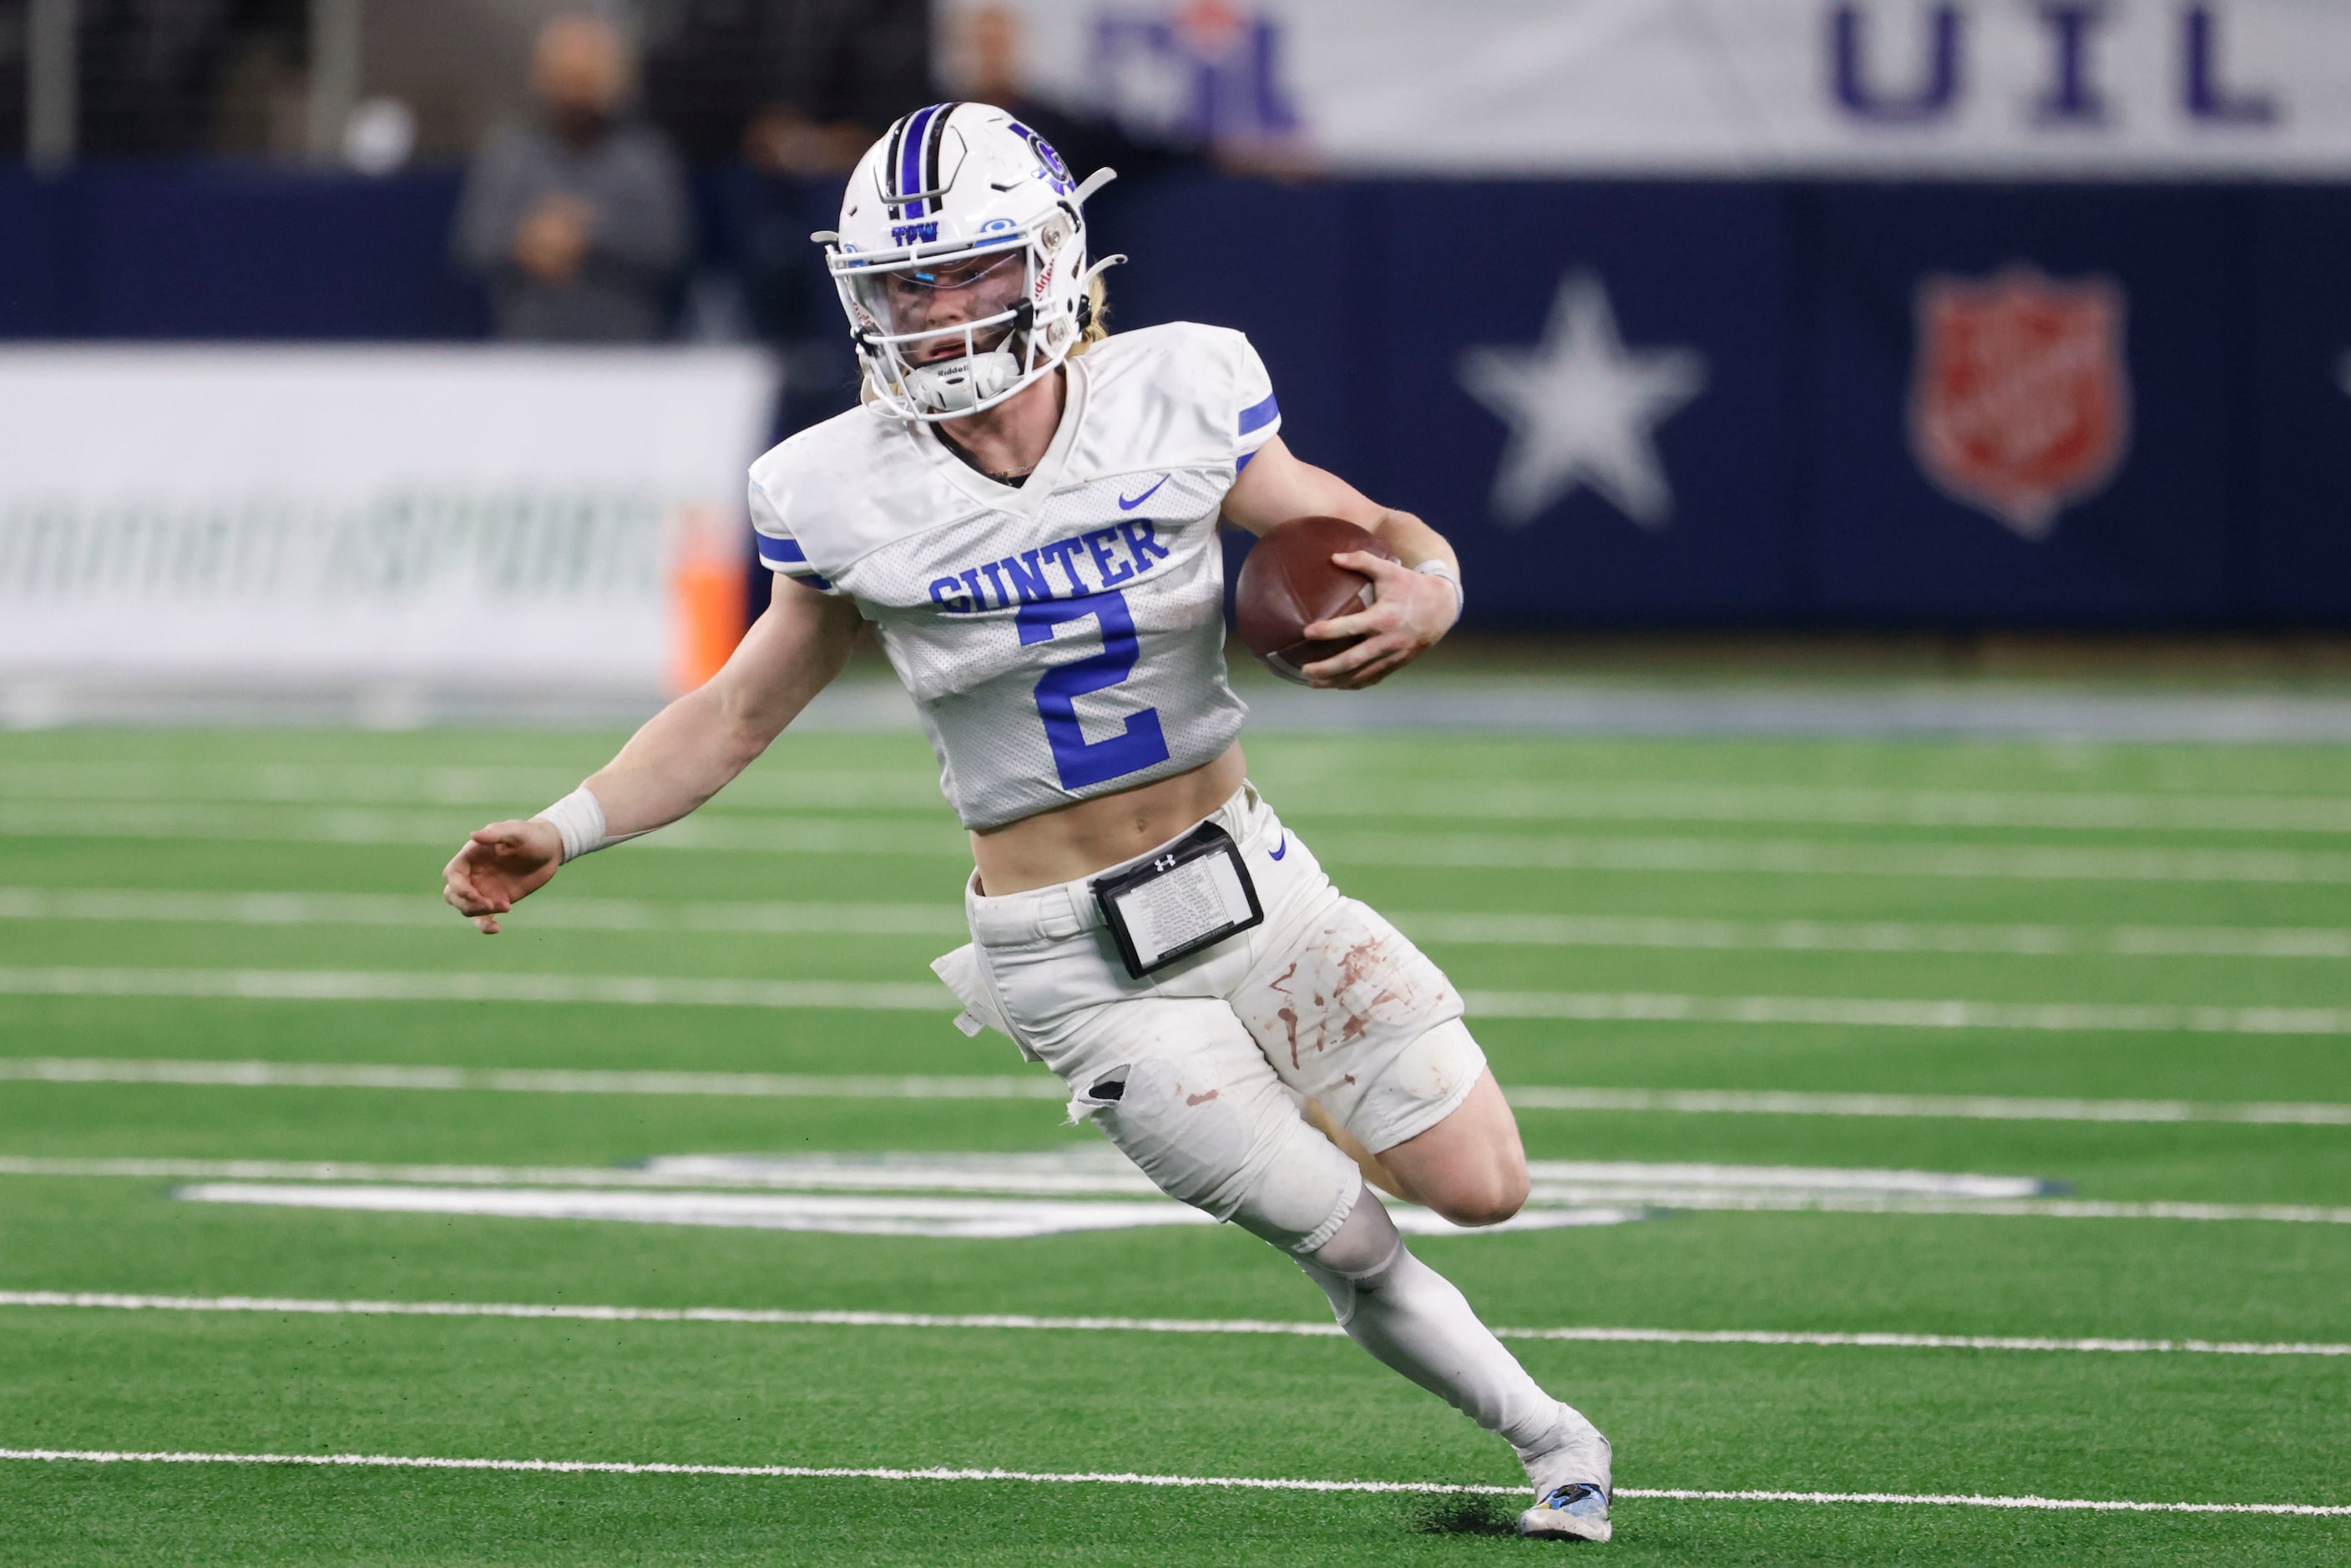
2;723;2347;1565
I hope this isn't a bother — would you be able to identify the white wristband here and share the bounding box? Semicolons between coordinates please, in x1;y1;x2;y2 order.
1415;559;1464;615
533;786;612;864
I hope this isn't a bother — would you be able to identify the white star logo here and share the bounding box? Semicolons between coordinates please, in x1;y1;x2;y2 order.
1459;271;1708;530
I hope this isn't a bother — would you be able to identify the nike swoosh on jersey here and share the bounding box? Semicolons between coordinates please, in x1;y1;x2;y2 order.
1118;474;1171;510
1269;832;1287;861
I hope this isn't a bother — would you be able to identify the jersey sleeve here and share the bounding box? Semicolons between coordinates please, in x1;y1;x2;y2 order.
1231;334;1282;471
747;473;842;595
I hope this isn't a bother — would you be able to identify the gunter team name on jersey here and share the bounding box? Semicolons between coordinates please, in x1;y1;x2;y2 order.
746;322;1281;831
927;518;1173;614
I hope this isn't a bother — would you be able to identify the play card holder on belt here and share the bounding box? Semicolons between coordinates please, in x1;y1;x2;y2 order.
1092;821;1265;979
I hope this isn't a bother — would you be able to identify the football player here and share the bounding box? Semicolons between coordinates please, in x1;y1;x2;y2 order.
442;102;1612;1542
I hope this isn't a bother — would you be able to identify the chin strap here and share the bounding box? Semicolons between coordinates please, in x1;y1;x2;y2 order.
903;349;1025;414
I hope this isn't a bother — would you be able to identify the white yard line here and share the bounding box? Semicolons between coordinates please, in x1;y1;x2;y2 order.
10;802;2351;882
3;1057;2343;1125
0;1058;1066;1100
1465;991;2351;1036
11;885;2350;961
1310;830;2351;886
1;1447;2344;1516
0;887;972;937
5;1290;2344;1358
0;802;967;857
0;967;948;1011
0;762;948;812
8;761;2351;833
1342;782;2351;835
1502;1086;2351;1126
8;965;2351;1039
154;1179;2351;1228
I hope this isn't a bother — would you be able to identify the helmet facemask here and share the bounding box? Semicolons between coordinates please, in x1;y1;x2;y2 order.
837;215;1086;421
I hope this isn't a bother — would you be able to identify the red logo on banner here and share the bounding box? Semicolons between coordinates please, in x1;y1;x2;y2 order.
1909;266;2131;540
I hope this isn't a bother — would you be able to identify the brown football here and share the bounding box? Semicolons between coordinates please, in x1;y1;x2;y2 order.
1233;515;1396;685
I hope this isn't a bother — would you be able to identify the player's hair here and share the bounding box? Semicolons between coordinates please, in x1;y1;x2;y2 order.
1066;274;1111;358
860;274;1110;403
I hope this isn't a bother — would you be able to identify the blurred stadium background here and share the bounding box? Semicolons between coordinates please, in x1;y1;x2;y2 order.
3;3;2350;1563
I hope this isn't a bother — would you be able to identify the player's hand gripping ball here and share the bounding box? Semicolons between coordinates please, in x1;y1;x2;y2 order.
1233;516;1398;685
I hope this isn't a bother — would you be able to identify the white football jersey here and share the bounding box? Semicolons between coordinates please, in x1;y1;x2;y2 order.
748;322;1283;831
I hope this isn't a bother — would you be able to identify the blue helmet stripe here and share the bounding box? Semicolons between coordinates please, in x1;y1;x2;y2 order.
922;102;963;219
882;114;911;218
898;103;944;219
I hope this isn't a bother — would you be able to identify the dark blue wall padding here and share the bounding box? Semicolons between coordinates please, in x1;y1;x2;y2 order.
4;162;2351;627
2248;190;2351;620
0;164;485;339
1368;182;1794;620
1803;185;2251;624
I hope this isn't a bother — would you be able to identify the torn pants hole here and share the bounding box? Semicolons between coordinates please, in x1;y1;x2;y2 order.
1069;1064;1131;1123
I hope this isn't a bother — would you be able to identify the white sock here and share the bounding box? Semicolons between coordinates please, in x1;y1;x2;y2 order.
1299;1238;1562;1454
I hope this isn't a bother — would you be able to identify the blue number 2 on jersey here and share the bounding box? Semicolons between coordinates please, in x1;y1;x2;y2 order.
1018;590;1171;791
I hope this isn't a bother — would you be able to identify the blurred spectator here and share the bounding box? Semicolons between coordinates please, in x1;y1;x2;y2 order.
639;0;931;173
35;0;303;157
453;13;690;342
0;3;24;160
946;3;1194;185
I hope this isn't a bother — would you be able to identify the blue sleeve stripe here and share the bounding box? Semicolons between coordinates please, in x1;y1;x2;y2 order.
1237;392;1280;436
1235;449;1257;473
756;536;808;565
801;571;836;592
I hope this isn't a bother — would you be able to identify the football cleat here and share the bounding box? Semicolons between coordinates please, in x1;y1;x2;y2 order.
1516;1406;1613;1541
1519;1480;1612;1542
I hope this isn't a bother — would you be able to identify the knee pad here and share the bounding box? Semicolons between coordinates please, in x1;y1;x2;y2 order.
1092;1056;1359;1253
1297;1186;1405;1324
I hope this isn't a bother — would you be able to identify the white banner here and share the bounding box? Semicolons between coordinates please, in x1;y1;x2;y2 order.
0;347;776;701
960;0;2351;176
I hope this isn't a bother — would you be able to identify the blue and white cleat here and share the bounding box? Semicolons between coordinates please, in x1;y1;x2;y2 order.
1515;1405;1613;1540
1518;1480;1612;1542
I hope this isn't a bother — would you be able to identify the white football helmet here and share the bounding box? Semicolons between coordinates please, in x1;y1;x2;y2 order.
817;102;1120;422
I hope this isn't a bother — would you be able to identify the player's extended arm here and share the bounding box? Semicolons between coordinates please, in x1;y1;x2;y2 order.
1220;434;1461;689
441;577;862;933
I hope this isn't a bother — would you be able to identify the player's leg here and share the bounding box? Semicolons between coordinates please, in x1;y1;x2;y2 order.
1363;1061;1529;1224
962;939;1606;1520
1060;994;1364;1255
1306;1055;1529;1225
948;792;1611;1537
1055;999;1601;1500
1215;792;1613;1537
1295;1183;1612;1539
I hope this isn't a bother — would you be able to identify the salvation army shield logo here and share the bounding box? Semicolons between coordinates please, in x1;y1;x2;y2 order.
1909;266;2130;540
